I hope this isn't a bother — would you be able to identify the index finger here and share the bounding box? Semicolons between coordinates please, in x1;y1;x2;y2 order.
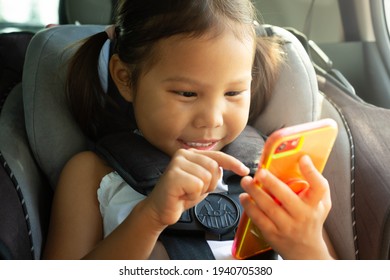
190;149;250;176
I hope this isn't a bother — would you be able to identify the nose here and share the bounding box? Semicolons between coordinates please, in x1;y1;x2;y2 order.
193;99;224;129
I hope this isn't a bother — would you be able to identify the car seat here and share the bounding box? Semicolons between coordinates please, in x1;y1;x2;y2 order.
0;23;389;259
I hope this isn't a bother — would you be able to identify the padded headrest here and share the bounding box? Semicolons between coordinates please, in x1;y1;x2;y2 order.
22;24;321;189
23;25;105;188
254;25;320;134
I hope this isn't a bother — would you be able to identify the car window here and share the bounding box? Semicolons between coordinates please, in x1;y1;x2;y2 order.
0;0;59;32
384;0;390;34
253;0;343;43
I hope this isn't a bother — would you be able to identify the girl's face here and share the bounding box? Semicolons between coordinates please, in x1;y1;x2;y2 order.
131;30;254;157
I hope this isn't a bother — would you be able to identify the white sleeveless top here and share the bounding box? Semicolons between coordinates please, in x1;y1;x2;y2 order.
97;171;235;260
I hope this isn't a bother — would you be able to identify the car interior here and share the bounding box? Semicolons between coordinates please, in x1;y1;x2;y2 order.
0;0;390;260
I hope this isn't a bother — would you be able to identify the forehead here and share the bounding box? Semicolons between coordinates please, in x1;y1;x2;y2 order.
158;24;255;54
146;29;256;79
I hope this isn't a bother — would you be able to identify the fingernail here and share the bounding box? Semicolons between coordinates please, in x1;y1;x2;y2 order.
241;164;250;174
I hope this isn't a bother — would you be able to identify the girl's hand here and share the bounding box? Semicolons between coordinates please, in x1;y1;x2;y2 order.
240;155;333;259
146;149;250;230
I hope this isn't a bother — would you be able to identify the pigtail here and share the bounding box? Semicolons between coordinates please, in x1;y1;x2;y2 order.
249;36;284;124
66;31;109;140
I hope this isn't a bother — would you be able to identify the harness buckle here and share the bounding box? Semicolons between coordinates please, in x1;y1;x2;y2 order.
194;193;240;235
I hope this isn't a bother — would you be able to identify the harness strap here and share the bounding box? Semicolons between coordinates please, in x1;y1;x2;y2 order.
159;233;215;260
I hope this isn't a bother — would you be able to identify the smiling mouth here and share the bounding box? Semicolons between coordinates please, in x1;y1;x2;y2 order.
180;140;219;150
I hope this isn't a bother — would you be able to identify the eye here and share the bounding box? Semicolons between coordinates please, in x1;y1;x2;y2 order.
225;91;244;97
174;91;197;98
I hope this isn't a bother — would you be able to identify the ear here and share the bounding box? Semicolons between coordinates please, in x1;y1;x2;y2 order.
109;54;134;102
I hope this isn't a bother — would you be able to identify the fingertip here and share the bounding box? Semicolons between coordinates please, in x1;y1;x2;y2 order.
240;164;250;176
239;192;251;205
256;168;267;181
240;175;253;188
300;154;311;165
299;155;315;172
231;162;250;177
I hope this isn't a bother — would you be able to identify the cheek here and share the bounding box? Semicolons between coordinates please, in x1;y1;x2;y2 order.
134;100;182;137
231;110;249;131
232;96;251;122
225;102;251;137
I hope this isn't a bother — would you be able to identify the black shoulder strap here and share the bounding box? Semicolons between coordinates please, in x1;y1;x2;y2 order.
96;131;170;195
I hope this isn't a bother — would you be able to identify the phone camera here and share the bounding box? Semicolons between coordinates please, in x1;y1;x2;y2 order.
276;137;300;154
277;143;287;151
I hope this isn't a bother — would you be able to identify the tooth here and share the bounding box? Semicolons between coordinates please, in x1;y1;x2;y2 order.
187;142;212;147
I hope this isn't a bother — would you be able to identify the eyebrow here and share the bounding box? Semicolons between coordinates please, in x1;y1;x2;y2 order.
162;77;206;87
161;76;252;87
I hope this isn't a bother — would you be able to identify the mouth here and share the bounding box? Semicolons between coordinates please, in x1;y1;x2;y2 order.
179;139;219;151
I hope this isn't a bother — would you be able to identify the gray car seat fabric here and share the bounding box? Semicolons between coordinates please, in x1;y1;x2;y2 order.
23;25;105;189
254;26;321;134
317;87;356;259
318;76;390;260
0;84;52;259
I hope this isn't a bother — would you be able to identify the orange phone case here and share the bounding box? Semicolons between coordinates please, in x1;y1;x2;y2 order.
232;118;338;259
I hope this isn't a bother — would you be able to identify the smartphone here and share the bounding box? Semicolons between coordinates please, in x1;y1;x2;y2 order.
231;118;338;259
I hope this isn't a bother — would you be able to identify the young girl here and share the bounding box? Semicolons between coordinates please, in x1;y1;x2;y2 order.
43;0;336;260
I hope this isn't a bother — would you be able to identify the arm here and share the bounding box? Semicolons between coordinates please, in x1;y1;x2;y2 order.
43;151;163;259
44;149;249;259
240;155;337;260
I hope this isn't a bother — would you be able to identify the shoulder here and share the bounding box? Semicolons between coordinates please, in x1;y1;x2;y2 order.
56;151;113;193
45;151;114;259
64;151;112;174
